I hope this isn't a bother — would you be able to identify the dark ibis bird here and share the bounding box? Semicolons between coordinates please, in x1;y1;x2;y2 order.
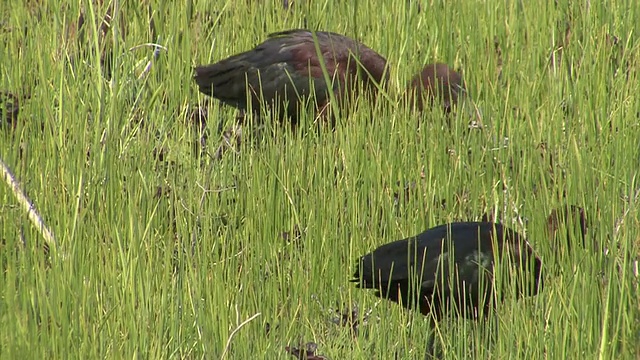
351;206;587;358
193;29;389;128
352;222;543;320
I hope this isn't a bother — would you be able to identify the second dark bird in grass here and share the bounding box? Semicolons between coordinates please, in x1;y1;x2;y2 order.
193;29;389;129
351;206;588;357
353;206;588;318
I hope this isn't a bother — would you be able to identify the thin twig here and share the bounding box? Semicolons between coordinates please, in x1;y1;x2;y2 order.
128;42;168;52
220;311;261;359
613;181;640;238
0;156;58;253
131;39;166;79
609;175;640;278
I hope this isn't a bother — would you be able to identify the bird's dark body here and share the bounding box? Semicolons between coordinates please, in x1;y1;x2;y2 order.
194;29;389;127
352;222;543;320
407;63;467;114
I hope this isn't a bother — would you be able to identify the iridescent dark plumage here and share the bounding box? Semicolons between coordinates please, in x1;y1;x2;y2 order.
352;221;543;320
193;29;389;127
353;206;588;358
352;206;589;319
407;63;467;114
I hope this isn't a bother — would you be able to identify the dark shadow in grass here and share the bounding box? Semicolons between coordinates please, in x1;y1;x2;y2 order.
285;342;328;360
281;224;303;245
182;101;212;160
189;103;273;162
264;321;280;336
265;224;305;277
328;304;372;338
0;91;21;128
493;36;504;82
212;123;244;161
0;90;35;131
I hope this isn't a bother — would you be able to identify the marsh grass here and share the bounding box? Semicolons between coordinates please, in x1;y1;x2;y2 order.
1;0;639;358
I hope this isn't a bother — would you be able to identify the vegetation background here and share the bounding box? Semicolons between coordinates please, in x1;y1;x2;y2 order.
0;0;638;358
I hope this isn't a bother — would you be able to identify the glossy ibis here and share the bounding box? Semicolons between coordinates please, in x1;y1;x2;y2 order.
352;206;587;358
193;29;389;129
352;222;542;319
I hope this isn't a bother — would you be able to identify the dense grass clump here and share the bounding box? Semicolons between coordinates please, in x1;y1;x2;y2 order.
1;0;638;358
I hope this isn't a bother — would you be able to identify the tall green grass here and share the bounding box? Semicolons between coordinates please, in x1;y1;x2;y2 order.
1;0;638;358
